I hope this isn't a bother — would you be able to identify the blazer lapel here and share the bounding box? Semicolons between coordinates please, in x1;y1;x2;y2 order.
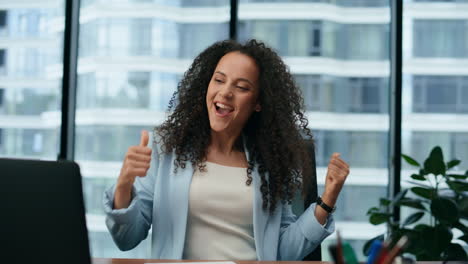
244;140;269;260
169;158;194;258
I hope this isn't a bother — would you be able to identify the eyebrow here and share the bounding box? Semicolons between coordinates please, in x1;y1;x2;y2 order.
214;71;254;86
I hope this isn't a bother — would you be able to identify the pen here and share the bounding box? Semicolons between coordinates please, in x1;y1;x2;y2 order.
381;236;409;264
342;242;359;264
374;238;391;264
367;239;383;264
336;230;345;264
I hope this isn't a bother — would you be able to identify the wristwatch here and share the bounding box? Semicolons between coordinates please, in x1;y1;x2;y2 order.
316;196;336;214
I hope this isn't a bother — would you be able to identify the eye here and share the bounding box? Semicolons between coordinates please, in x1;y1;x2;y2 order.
215;79;224;83
237;86;249;91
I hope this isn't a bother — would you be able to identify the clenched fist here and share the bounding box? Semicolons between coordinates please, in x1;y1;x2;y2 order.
322;153;350;208
314;153;349;224
114;130;152;209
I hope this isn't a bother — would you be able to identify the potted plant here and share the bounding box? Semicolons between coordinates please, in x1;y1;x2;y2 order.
364;146;468;261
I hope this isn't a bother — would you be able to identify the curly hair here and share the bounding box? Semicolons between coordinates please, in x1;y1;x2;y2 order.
155;39;313;213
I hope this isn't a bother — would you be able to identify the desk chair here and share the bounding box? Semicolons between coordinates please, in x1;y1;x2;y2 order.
291;139;321;261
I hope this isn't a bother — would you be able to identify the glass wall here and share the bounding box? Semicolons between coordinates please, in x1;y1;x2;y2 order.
75;0;230;257
0;4;63;160
401;0;468;255
238;0;390;261
403;1;468;174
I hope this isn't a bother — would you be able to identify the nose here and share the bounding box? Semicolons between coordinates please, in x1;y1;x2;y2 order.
219;86;233;99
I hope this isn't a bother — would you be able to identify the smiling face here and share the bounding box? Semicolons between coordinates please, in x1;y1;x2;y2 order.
206;51;261;136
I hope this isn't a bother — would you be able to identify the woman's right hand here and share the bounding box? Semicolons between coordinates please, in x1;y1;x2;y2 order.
114;130;152;209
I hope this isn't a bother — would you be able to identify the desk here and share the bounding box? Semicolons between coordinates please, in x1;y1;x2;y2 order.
92;259;447;264
92;259;327;264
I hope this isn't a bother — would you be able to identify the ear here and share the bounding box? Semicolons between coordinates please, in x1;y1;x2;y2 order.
255;103;261;112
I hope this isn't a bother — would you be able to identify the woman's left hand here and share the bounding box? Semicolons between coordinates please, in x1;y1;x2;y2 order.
321;153;350;207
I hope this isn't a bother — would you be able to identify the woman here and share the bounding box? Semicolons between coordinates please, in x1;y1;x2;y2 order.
103;39;350;260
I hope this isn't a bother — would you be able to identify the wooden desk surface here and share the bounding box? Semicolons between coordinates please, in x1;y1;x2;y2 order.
92;259;328;264
92;259;448;264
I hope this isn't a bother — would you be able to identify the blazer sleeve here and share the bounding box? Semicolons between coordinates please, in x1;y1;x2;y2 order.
277;202;335;260
102;134;160;251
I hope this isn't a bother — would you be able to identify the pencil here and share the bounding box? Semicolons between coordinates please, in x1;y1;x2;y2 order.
336;230;345;264
381;236;409;264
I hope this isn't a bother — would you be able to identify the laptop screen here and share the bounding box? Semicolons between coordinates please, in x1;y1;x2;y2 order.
0;158;91;264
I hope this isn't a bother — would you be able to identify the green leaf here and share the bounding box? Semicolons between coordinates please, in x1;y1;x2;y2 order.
402;212;425;226
447;159;461;170
366;207;379;215
454;221;468;233
392;189;408;205
431;197;459;225
458;235;468;244
406;180;431;188
411;174;426;181
363;234;384;256
433;225;453;257
444;243;468;261
447;180;468;193
402;154;420;167
411;187;435;200
418;225;453;260
369;212;392;225
430;146;444;161
458;196;468;220
424;146;446;176
420;168;428;175
447;174;468;180
397;198;427;210
414;223;431;231
380;198;391;206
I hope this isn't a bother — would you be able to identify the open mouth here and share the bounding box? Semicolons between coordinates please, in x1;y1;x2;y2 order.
214;102;234;117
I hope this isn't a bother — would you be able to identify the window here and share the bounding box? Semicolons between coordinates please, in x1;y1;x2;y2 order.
0;49;5;67
295;75;324;111
411;132;456;163
314;130;388;168
75;0;230;258
413;20;468;58
347;77;387;113
336;23;390;60
239;2;390;260
239;20;322;57
413;76;468;113
179;23;230;59
403;0;468;233
335;0;388;6
129;19;152;56
239;20;389;60
414;0;468;2
0;88;4;107
0;6;62;160
295;75;388;113
0;10;7;28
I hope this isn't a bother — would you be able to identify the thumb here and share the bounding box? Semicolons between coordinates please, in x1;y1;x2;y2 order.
140;130;149;147
331;152;340;159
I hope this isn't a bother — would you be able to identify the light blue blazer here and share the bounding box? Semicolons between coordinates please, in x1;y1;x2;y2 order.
103;133;335;260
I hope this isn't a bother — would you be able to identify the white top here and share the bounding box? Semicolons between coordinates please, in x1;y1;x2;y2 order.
182;161;257;260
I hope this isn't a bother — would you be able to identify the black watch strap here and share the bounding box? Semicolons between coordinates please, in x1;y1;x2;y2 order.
317;196;336;214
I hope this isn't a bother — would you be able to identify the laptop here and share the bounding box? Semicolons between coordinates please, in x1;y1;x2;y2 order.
0;158;91;264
